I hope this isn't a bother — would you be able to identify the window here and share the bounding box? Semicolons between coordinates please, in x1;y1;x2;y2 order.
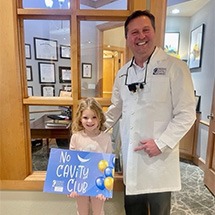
1;0;166;190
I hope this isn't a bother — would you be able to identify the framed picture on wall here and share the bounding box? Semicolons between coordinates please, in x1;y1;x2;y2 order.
26;66;33;81
82;63;92;78
25;44;31;59
195;95;201;112
59;66;71;83
60;45;70;59
39;62;56;83
62;85;72;92
164;32;180;56
188;24;205;69
59;89;72;97
34;37;58;61
27;86;34;96
41;85;55;97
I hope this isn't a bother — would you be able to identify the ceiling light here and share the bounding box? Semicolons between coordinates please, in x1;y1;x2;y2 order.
45;0;53;8
171;9;180;14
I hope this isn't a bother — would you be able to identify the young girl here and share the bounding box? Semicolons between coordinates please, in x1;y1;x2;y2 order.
68;97;113;215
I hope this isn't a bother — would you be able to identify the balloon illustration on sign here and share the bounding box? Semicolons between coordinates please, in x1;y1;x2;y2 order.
96;158;115;191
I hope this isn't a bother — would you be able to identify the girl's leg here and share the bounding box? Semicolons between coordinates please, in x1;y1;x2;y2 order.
76;196;90;215
90;196;105;215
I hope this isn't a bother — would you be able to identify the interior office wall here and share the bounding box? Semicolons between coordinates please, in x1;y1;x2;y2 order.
190;0;215;162
190;0;215;123
166;0;215;162
0;191;125;215
165;16;190;60
104;26;125;48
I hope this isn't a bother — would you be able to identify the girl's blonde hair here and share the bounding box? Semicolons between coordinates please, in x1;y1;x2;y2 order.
72;97;106;132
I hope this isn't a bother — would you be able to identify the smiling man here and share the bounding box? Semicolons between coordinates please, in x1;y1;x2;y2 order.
105;10;196;215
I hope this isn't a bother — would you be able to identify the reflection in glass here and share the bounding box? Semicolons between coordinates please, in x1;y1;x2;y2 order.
23;0;70;9
24;20;71;97
30;105;72;171
80;21;125;98
80;0;127;10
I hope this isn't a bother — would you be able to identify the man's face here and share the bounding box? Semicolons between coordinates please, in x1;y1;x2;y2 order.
126;16;156;60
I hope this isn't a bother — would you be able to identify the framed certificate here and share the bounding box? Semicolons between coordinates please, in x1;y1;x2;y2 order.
60;45;70;59
26;66;33;81
41;85;55;97
25;44;31;59
27;86;34;96
59;66;71;83
34;37;58;61
39;62;56;83
82;63;92;79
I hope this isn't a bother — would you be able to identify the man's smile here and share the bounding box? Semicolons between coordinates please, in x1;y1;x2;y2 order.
137;41;147;46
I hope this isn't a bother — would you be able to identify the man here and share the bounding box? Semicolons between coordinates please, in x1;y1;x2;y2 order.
105;10;196;215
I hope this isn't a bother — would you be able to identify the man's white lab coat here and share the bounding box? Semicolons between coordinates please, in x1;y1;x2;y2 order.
106;47;196;195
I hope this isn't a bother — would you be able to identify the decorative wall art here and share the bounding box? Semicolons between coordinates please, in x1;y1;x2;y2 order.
164;32;180;57
188;24;205;69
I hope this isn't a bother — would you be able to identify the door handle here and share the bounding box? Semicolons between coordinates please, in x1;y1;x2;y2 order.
207;113;214;120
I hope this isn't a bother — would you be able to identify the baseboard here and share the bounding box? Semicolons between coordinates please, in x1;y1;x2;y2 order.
180;153;206;172
193;156;206;172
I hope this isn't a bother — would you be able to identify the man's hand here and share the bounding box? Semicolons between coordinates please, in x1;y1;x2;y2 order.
134;139;161;157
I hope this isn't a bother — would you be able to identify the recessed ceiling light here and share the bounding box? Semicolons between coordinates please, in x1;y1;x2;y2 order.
171;9;180;14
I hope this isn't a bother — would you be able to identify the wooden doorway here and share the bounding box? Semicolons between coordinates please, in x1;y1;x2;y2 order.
96;21;125;98
103;47;124;98
204;83;215;195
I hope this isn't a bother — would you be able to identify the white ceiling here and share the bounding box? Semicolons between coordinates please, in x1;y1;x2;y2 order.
167;0;210;16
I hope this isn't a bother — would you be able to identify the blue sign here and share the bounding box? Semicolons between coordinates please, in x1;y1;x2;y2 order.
43;148;115;198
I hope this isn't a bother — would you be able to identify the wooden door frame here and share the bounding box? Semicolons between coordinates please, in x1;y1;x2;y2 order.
96;22;125;97
204;82;215;195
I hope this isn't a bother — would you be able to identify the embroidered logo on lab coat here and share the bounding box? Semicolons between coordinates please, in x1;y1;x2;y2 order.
153;68;166;75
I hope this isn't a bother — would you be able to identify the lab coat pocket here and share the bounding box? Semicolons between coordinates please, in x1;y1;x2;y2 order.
151;76;169;102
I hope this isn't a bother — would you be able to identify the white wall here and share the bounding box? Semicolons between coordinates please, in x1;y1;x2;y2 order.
191;0;215;162
190;0;215;122
0;191;125;215
166;0;215;162
165;16;190;60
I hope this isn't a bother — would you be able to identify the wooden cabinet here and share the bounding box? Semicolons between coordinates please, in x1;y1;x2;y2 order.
179;113;200;160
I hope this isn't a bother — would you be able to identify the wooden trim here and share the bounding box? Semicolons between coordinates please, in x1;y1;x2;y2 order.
129;0;146;11
76;10;130;20
200;120;210;127
193;157;206;172
150;0;167;47
204;168;215;194
23;97;73;106
17;9;71;18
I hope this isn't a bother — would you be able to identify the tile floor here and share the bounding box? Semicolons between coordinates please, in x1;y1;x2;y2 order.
32;143;215;215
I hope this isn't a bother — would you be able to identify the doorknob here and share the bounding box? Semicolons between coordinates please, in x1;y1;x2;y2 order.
207;113;214;120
